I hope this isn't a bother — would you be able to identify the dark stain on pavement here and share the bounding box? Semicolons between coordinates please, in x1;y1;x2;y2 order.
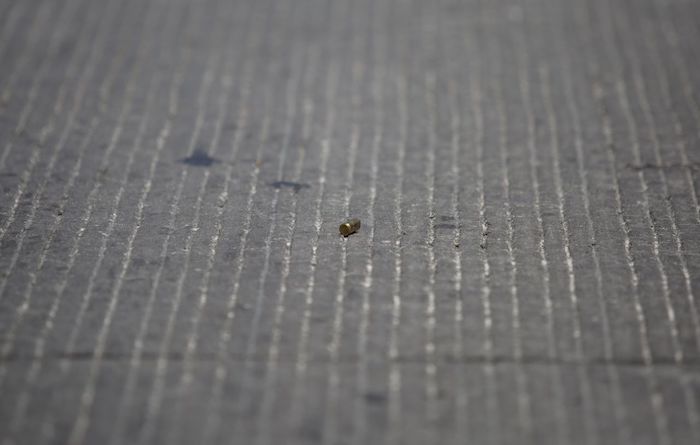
626;162;700;172
364;392;387;404
269;180;310;192
180;149;220;167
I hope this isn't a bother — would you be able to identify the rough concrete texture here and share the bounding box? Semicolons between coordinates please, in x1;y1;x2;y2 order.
1;0;700;443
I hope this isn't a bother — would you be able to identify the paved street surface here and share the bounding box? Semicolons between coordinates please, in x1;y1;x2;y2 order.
1;0;700;443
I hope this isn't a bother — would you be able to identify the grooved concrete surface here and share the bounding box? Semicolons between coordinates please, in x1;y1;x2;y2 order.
1;0;700;444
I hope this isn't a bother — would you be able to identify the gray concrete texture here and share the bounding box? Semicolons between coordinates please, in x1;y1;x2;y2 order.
1;0;700;443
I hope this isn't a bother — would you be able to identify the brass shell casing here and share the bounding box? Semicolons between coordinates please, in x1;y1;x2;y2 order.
339;218;361;237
